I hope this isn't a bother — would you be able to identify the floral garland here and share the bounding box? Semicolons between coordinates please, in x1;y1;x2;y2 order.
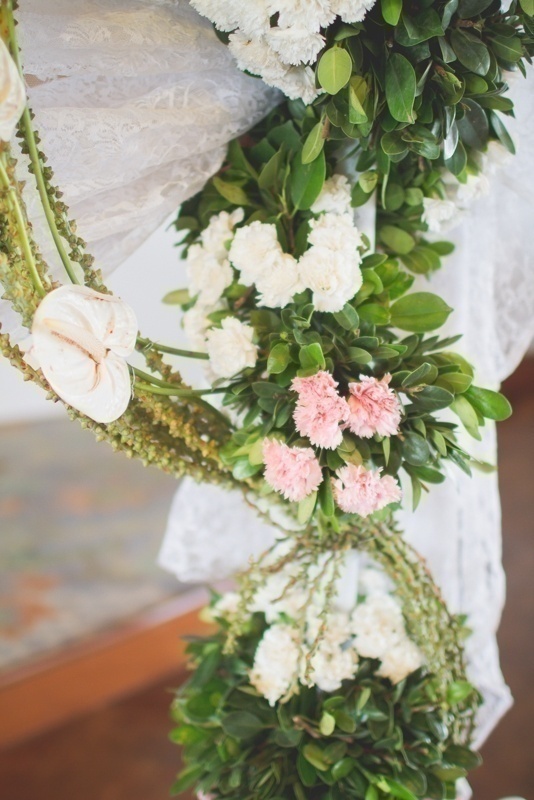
0;1;532;798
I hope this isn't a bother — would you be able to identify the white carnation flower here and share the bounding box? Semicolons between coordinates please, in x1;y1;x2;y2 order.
206;317;258;378
308;212;364;254
299;246;363;312
311;174;353;216
269;0;336;32
182;304;220;352
422;197;459;233
190;0;240;31
351;593;405;658
186;245;234;307
201;208;244;260
267;27;325;66
250;624;301;705
234;0;271;37
456;173;491;207
275;65;321;104
252;571;308;623
306;639;359;692
0;38;26;141
377;637;424;684
331;0;377;23
212;591;242;620
228;31;286;82
229;221;281;286
256;252;303;308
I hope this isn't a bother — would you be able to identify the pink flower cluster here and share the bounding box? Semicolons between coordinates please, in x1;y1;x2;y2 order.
262;439;322;502
333;465;402;517
347;374;401;438
292;371;349;449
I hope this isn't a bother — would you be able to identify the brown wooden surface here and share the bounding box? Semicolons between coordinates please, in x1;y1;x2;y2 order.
0;362;532;799
0;589;210;749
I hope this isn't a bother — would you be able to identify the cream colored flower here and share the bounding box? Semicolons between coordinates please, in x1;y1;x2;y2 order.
31;285;137;423
0;38;26;141
206;316;258;378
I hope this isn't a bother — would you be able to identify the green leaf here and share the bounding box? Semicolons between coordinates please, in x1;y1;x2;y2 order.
403;432;431;466
318;47;353;95
221;711;263;739
162;288;190;305
303;743;330;772
457;0;493;15
446;680;475;704
334;303;360;331
267;343;291;374
302;122;326;165
297;753;318;787
451;395;481;439
435;372;472;393
358;303;391;325
258;148;284;191
299;342;326;370
379;225;416;255
465;386;512;420
520;0;534;14
385;54;417;123
332;757;355;782
298;491;318;523
490;112;516;154
490;35;523;63
349;75;369;124
402;362;439;387
457;99;489;150
291;149;326;210
444;745;482;770
385;778;418;800
319;474;336;517
359;170;378;194
411;385;454;411
390;292;453;332
347;347;373;365
320;711;336;736
382;0;403;25
451;30;490;76
171;764;204;795
212;176;250;206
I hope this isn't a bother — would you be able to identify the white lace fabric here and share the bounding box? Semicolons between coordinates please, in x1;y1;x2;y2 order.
2;0;534;760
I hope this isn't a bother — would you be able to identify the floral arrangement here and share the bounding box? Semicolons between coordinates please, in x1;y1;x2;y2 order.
0;1;532;798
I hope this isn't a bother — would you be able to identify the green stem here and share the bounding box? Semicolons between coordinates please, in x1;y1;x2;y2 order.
6;4;80;286
137;336;209;360
0;157;46;296
134;381;226;398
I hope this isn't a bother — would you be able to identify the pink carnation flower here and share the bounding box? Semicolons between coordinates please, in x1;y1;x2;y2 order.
263;439;323;503
333;464;402;517
292;371;350;450
347;374;401;438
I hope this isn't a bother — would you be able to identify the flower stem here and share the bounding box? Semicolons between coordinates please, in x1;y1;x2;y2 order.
6;3;80;286
0;156;46;296
137;336;209;360
134;379;226;398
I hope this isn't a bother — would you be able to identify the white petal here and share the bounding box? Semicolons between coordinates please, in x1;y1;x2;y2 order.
0;39;26;142
33;285;137;357
31;285;137;423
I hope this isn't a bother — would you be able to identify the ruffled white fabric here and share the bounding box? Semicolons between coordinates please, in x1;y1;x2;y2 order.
15;0;280;273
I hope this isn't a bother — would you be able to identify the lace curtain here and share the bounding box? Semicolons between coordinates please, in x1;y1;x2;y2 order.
4;0;534;758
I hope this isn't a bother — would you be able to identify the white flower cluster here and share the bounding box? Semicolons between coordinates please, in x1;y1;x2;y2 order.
191;0;376;104
228;175;364;313
182;208;258;378
422;140;510;234
214;562;424;706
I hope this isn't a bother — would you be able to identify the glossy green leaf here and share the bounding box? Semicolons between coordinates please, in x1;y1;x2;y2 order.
212;176;250;206
299;342;326;370
318;47;353;94
302;122;326;165
162;288;190;305
450;30;490;76
291;149;326;210
382;0;403;25
390;292;453;332
221;712;264;739
385;53;417;123
267;342;291;374
379;225;416;255
465;386;512;420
